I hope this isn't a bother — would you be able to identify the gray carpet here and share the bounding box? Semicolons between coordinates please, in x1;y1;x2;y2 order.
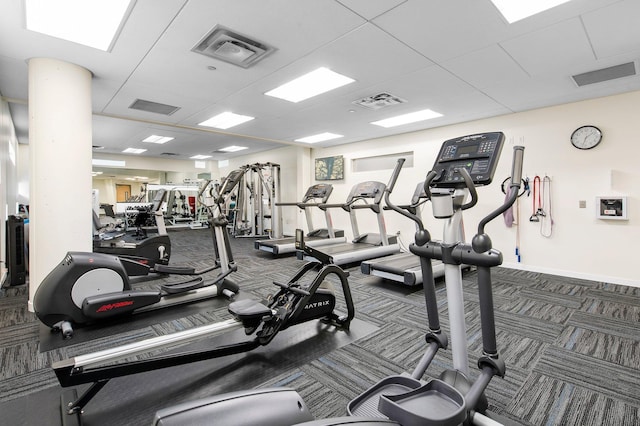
1;227;639;425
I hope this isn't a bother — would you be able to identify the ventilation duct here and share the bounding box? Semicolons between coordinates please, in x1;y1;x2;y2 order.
572;62;636;87
192;25;274;68
129;99;180;115
352;92;407;110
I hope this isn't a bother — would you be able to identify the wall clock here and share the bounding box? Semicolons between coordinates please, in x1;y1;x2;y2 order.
571;125;602;150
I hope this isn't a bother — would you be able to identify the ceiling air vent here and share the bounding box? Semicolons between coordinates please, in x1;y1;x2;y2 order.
160;152;180;156
192;25;275;68
352;92;407;110
129;99;180;116
572;62;636;87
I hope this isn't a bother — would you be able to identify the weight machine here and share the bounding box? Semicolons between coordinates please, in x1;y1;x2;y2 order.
231;162;283;239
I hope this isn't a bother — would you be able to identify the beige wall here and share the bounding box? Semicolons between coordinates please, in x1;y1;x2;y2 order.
307;91;639;287
222;90;639;286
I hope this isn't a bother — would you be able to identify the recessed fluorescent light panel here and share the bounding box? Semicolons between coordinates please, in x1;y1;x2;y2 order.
143;135;174;144
490;0;571;23
219;145;248;153
25;0;133;51
93;159;126;167
190;154;212;160
265;67;355;103
198;112;255;129
371;109;443;128
295;133;344;144
123;148;147;154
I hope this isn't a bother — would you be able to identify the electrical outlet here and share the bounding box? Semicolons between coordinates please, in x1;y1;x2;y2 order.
579;200;586;208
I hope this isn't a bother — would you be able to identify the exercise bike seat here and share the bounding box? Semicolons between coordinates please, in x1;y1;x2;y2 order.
228;299;272;322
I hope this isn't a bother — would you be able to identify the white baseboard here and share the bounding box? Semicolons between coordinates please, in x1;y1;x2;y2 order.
502;262;640;289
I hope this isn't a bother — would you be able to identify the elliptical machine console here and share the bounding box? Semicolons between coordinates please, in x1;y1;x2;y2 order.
430;132;504;187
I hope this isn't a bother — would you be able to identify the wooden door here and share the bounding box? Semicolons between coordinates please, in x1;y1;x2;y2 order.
116;184;132;202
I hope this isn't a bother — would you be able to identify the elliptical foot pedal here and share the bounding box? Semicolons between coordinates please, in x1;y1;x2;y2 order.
153;264;196;275
348;375;422;418
161;276;204;294
378;379;465;426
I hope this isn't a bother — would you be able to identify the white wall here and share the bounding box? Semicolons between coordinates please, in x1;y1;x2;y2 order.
308;91;639;287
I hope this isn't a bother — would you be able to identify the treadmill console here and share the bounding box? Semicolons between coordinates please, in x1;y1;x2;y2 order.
431;132;505;188
346;181;386;205
302;183;333;203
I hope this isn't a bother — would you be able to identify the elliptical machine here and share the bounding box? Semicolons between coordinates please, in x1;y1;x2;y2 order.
149;132;525;426
34;177;242;338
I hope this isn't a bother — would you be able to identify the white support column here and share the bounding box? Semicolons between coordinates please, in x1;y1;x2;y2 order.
28;58;93;310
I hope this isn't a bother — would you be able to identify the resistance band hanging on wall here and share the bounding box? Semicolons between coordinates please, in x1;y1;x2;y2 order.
529;175;554;237
540;175;554;237
529;176;544;222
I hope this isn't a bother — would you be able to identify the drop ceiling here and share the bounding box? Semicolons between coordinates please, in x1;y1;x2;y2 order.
0;0;639;162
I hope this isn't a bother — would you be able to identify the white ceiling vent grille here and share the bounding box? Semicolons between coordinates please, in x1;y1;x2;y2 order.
572;62;636;87
192;25;275;68
352;92;407;110
129;99;180;115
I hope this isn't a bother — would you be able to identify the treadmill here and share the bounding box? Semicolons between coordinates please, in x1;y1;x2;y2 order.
361;182;466;286
254;183;345;255
296;166;401;266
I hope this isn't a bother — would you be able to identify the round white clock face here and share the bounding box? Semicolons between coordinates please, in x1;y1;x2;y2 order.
571;126;602;150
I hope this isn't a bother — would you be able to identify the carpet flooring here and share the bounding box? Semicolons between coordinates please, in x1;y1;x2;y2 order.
1;227;638;425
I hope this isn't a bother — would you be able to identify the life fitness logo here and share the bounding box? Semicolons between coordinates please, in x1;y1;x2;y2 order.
96;301;134;313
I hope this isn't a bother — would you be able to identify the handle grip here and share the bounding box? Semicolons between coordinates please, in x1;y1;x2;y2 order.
476;146;525;235
511;146;525;186
386;158;406;193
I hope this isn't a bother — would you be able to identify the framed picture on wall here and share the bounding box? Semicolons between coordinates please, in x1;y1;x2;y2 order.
315;155;344;180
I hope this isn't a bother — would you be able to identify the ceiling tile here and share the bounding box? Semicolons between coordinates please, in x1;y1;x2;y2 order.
336;0;407;20
500;18;595;76
582;0;640;59
443;44;529;89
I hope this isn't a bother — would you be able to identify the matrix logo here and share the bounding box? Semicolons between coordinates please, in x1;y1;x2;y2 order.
96;300;134;313
304;300;331;310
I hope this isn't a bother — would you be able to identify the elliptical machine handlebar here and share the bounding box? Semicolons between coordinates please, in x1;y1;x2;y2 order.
423;168;479;211
476;146;525;236
472;146;525;254
385;157;405;193
383;158;426;231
